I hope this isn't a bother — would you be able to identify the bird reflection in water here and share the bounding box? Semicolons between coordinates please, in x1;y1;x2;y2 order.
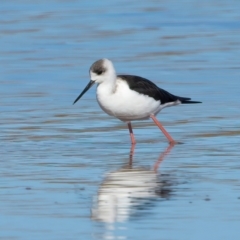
91;144;174;223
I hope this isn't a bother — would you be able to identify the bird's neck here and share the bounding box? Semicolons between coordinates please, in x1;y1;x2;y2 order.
97;75;117;96
103;71;117;92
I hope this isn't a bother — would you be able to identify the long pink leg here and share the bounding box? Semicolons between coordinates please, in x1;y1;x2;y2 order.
150;114;176;145
127;122;136;145
129;143;136;166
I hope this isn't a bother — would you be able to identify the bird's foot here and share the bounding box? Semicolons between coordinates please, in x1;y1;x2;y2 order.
169;141;183;145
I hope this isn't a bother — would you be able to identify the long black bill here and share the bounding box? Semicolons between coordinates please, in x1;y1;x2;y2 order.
73;80;95;105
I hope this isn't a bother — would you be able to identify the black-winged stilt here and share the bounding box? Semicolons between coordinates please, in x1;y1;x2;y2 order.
73;59;201;144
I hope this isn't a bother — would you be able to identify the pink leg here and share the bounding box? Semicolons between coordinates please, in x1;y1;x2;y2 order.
150;114;176;145
129;143;136;166
127;122;136;145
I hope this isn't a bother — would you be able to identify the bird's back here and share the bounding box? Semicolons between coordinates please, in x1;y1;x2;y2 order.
118;75;201;104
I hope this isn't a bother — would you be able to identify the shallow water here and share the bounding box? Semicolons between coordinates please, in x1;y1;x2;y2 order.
1;0;240;239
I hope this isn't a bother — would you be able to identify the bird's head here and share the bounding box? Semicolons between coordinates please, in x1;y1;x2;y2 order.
73;58;116;104
90;58;115;84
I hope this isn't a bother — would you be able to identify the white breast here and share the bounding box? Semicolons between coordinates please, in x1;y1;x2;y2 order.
96;79;160;122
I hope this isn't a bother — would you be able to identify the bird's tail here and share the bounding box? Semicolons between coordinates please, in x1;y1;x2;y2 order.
181;100;202;104
180;98;202;104
166;92;202;104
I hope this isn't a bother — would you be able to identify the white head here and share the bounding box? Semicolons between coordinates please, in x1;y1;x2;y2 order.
73;59;116;104
89;58;116;84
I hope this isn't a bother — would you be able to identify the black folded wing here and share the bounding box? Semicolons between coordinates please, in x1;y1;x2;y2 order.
118;75;201;104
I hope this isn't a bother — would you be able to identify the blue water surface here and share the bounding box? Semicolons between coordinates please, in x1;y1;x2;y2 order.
1;0;240;239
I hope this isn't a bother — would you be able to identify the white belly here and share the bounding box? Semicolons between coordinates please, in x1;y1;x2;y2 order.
96;80;161;122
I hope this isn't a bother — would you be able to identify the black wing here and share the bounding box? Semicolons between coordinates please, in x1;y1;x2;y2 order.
118;75;201;104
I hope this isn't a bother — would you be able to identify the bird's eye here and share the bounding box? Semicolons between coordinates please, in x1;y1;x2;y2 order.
96;70;103;75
